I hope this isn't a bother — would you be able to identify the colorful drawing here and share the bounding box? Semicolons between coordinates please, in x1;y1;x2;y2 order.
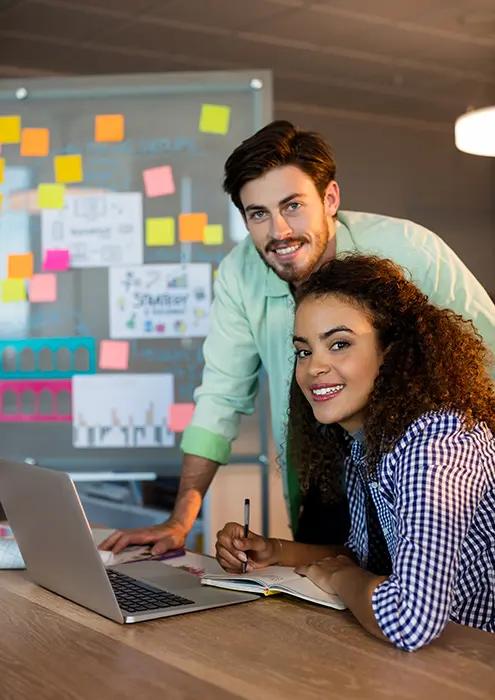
0;379;71;422
41;193;143;267
72;373;174;449
109;264;211;339
0;337;96;379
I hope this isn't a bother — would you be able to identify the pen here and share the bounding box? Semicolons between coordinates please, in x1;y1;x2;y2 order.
242;497;250;574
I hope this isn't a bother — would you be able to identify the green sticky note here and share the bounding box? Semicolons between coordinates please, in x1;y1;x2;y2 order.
1;278;26;302
203;224;224;245
0;115;21;144
199;104;231;135
146;217;175;246
38;183;65;209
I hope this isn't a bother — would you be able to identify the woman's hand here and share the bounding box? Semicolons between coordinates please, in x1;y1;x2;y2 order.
215;521;279;572
296;554;358;595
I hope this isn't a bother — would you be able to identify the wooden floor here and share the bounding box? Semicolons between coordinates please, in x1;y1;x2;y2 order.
0;570;494;700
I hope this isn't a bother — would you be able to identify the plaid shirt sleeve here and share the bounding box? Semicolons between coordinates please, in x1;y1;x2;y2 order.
371;417;487;651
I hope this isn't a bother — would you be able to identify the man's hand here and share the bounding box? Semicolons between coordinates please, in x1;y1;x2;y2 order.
296;555;358;595
98;519;188;555
215;521;279;572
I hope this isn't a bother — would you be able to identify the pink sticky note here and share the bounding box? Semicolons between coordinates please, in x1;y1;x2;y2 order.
142;165;175;197
168;403;195;432
43;249;70;271
99;340;129;370
29;274;57;303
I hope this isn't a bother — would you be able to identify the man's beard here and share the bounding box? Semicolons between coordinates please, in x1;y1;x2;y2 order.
254;222;330;284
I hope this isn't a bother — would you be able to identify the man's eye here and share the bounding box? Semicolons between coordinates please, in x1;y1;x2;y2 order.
286;202;301;212
249;210;266;220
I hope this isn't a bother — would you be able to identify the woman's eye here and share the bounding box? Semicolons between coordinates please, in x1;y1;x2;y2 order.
294;348;310;360
330;340;350;351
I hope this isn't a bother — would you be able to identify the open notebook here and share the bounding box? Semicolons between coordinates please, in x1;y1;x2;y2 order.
201;565;346;610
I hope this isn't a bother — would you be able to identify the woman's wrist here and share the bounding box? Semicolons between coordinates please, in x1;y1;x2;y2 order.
268;537;283;565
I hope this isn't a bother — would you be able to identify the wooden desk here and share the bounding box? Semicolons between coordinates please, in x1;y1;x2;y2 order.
0;570;493;700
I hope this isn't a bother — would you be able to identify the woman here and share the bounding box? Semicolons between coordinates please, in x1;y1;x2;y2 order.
215;255;495;651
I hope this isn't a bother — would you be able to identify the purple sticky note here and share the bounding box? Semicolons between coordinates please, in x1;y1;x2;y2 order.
143;165;175;198
43;249;70;272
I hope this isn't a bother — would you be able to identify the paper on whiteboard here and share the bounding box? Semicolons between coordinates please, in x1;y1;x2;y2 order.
109;263;211;339
41;193;143;267
72;373;174;448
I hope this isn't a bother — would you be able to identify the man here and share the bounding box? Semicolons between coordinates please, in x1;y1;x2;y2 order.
101;120;495;555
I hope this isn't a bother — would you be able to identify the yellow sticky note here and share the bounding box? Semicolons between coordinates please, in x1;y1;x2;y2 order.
1;278;26;302
8;253;34;279
95;114;125;142
54;154;83;184
0;157;4;183
199;104;231;135
20;128;50;157
203;224;224;245
146;218;175;246
0;116;21;144
38;183;65;209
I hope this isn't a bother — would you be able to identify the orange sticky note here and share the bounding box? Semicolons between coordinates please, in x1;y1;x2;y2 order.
168;403;195;432
38;183;65;209
0;157;4;182
99;340;130;370
1;278;26;302
95;114;125;143
8;253;34;279
179;213;208;243
0;116;21;144
28;273;57;303
20;128;50;157
54;154;83;184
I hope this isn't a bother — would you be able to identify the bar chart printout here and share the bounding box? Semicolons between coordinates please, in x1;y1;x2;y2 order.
72;373;174;448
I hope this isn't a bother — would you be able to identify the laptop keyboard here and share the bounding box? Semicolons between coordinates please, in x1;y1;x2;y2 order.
107;568;194;614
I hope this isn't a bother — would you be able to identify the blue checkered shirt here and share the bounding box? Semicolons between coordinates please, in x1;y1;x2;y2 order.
345;411;495;651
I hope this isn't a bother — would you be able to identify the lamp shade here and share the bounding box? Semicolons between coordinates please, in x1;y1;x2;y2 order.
455;106;495;157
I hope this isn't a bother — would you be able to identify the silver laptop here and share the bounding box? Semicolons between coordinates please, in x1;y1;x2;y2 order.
0;460;257;623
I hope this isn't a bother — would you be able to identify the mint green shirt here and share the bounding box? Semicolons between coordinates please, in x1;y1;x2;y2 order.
182;211;495;528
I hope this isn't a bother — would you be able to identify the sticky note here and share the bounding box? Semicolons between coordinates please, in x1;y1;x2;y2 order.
38;183;65;209
1;279;26;302
203;224;224;245
0;116;21;144
0;157;4;182
199;104;231;135
20;128;50;157
143;165;175;197
43;249;70;272
99;340;129;370
95;114;125;142
146;218;175;246
8;253;34;279
28;273;57;303
179;212;208;243
54;154;83;184
168;403;195;432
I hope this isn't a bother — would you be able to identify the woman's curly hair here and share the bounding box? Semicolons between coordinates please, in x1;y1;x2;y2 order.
288;254;495;503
